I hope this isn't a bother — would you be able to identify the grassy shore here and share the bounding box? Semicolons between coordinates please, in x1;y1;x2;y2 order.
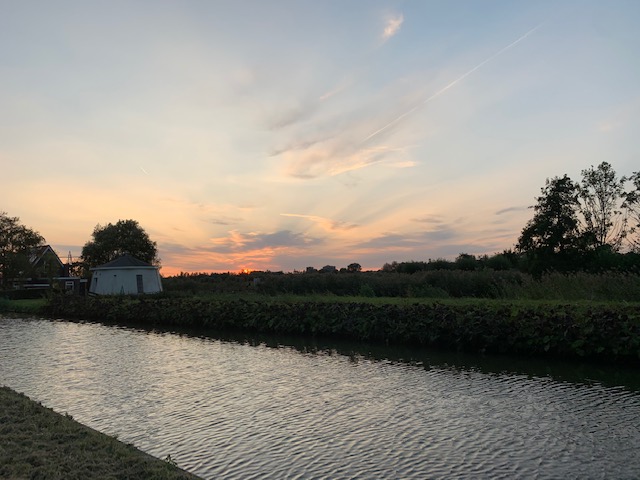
0;297;47;314
0;386;201;480
44;294;640;364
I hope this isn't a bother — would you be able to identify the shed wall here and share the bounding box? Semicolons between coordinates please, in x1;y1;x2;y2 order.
89;268;162;295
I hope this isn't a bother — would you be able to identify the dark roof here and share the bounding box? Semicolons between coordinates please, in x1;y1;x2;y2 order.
93;254;155;269
29;245;64;268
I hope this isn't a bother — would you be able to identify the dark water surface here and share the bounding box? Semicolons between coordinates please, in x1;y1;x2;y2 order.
1;315;639;479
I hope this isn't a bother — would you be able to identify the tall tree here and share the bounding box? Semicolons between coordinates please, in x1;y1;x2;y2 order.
623;170;640;252
517;175;582;259
578;162;627;251
81;220;159;271
0;212;45;288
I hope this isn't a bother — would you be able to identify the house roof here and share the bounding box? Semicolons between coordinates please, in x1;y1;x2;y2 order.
93;254;156;270
29;245;64;268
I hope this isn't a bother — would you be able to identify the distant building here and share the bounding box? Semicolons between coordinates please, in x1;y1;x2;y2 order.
29;245;65;278
319;265;337;273
89;254;162;295
13;245;86;294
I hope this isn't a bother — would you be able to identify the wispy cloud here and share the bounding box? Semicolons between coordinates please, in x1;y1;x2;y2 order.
412;214;445;224
280;213;358;231
495;206;527;215
382;13;404;41
282;144;404;178
363;22;544;144
209;216;243;226
209;229;321;254
352;228;459;251
266;101;318;130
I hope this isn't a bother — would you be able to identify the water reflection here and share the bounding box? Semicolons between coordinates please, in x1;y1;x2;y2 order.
157;324;640;392
1;315;639;480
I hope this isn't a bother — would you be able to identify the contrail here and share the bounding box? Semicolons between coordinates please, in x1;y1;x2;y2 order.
362;23;544;144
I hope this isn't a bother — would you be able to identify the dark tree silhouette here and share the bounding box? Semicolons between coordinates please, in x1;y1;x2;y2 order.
517;175;582;263
0;212;45;288
81;220;159;272
347;263;362;273
578;162;628;251
623;170;640;252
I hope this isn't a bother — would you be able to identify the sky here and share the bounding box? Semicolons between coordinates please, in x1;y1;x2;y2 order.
1;0;639;275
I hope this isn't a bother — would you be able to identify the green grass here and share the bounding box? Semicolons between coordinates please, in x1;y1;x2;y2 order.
0;386;201;480
0;298;48;314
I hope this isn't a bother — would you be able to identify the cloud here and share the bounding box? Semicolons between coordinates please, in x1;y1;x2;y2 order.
282;142;411;179
209;229;322;254
209;215;243;226
266;101;318;130
495;206;527;215
353;227;459;251
363;23;543;144
267;72;425;180
412;214;445;224
382;13;404;41
280;213;358;231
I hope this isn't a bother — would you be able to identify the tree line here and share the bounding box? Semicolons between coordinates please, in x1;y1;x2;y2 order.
515;162;640;273
0;214;158;288
2;161;639;289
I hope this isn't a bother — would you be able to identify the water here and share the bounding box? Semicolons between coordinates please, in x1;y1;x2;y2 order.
1;315;639;479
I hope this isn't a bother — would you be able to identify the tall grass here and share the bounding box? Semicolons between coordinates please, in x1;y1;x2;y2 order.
166;270;640;302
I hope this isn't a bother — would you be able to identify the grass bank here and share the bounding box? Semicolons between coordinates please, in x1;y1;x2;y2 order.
0;386;201;480
0;297;47;314
45;295;640;364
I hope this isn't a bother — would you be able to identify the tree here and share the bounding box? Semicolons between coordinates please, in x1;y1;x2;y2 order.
623;170;640;252
578;162;627;251
0;212;45;288
517;175;582;258
455;253;477;271
81;220;159;272
381;261;398;272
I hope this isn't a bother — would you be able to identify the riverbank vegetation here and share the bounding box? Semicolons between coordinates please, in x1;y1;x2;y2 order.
0;386;200;480
162;268;640;301
45;295;640;365
3;162;640;365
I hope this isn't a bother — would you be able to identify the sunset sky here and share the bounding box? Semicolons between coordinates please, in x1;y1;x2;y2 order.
2;1;639;275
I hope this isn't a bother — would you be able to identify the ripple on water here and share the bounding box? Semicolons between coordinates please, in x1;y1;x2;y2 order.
1;317;639;480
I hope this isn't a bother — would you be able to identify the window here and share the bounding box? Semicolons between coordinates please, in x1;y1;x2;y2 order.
136;274;144;294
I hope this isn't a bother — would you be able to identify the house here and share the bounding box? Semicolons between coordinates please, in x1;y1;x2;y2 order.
29;245;65;278
15;245;86;294
89;254;162;295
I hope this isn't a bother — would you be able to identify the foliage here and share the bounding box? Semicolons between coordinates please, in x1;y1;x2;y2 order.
578;162;627;251
347;263;362;273
81;219;159;273
515;163;640;272
623;170;640;251
0;212;45;288
45;295;640;364
516;175;581;262
162;267;640;301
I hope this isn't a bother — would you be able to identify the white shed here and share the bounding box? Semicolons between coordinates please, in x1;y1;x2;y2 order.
89;254;163;295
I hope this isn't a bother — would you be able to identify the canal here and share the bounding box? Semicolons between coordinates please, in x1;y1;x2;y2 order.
0;315;639;479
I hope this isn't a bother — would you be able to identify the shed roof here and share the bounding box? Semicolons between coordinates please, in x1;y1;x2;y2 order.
93;254;156;269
